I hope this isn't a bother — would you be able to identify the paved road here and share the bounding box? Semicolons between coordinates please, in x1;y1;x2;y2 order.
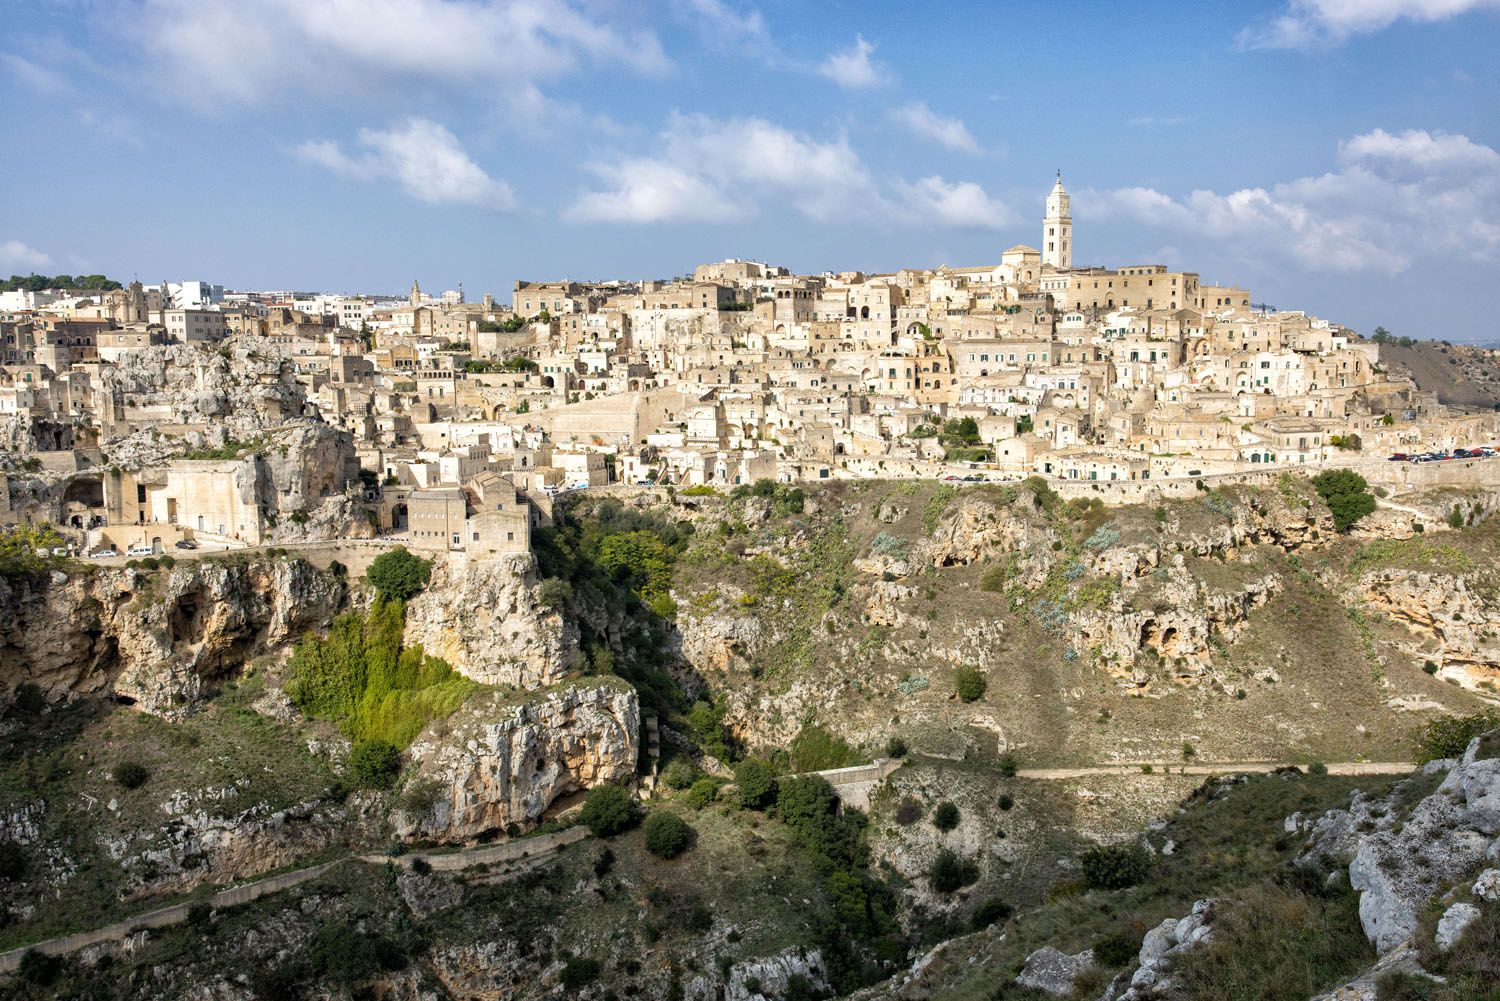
0;826;589;975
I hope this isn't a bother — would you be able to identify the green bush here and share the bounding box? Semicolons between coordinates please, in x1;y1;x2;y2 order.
789;723;859;772
642;810;694;858
733;758;777;809
1094;926;1143;967
114;759;150;789
971;897;1014;929
0;839;27;881
885;736;908;758
537;576;572;609
349;738;401;789
999;753;1019;778
929;847;979;893
306;924;404;986
932;801;961;831
954;666;987;702
580;784;636;837
366;546;432;602
1081;844;1150;890
997;793;1014;811
661;757;699;790
1414;711;1499;763
561;957;602;989
684;778;719;810
1311;469;1377;533
286;600;477;748
17;949;61;986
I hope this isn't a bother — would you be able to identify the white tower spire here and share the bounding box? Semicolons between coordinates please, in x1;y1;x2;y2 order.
1043;171;1072;270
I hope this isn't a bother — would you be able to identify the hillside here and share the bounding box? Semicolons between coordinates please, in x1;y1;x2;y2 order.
1380;339;1500;409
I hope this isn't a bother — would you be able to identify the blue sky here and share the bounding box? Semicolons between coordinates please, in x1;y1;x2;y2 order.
1;0;1497;340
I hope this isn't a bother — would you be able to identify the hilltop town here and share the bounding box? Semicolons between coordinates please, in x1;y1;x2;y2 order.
2;176;1490;558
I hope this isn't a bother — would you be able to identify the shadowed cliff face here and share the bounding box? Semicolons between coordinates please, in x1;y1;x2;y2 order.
0;557;345;714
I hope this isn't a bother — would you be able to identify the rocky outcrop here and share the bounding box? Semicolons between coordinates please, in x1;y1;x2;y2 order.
714;947;829;1001
1359;569;1500;698
394;679;639;842
1015;945;1095;996
1101;899;1215;1001
0;557;345;714
403;554;577;688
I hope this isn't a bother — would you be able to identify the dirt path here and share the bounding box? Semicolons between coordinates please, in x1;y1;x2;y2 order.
1017;760;1415;780
0;827;589;974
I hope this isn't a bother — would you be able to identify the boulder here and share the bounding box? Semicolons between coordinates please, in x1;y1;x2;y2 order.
1015;946;1095;997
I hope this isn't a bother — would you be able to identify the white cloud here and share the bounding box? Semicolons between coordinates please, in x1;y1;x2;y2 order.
0;240;53;272
894;177;1016;229
676;0;771;50
890;102;980;154
818;34;885;89
1239;0;1500;49
131;0;670;107
0;53;71;96
1080;129;1500;273
568;112;1014;230
296;118;515;209
568;113;877;224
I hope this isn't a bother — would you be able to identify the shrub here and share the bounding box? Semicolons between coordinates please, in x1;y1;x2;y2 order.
997;793;1014;811
581;784;636;837
537;577;572;609
971;897;1014;929
642;811;693;859
11;682;46;715
789;723;859;772
1423;660;1439;675
1414;711;1499;763
114;759;150;789
929;847;979;893
1311;469;1377;533
932;801;961;832
1081;844;1150;890
0;840;27;881
18;949;62;986
306;924;403;986
684;778;719;810
1094;926;1142;967
186;901;213;930
886;736;908;758
954;666;987;702
998;753;1019;778
733;758;777;810
409;856;431;875
661;757;699;790
349;738;401;789
366;546;433;602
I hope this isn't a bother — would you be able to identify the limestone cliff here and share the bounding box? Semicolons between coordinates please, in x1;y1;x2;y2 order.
1359;569;1500;699
393;678;639;843
0;557;345;714
402;553;577;688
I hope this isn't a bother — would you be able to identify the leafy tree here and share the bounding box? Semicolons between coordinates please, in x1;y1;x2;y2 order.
114;760;150;789
661;757;699;790
939;417;981;446
684;778;719;809
642;810;693;858
580;783;636;836
0;522;65;581
560;957;601;989
789;723;859;772
932;801;960;832
733;758;777;809
537;577;572;609
1311;469;1377;532
367;546;432;602
17;949;62;985
954;666;987;703
0;839;27;881
349;738;401;789
885;736;908;758
1081;844;1150;890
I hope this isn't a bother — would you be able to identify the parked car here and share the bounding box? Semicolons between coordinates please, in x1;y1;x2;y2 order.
51;547;69;557
1388;453;1408;461
91;549;117;559
125;545;154;557
174;539;198;550
1453;448;1472;458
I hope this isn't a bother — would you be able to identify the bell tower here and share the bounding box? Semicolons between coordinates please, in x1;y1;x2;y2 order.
1043;171;1072;270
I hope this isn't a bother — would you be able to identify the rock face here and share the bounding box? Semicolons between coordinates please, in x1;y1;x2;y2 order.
1101;899;1215;1001
394;679;639;842
0;557;345;714
1342;736;1500;952
1015;946;1095;996
1360;569;1500;697
716;947;830;1001
403;554;577;689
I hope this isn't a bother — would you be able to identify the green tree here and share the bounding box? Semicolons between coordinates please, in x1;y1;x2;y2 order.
0;522;65;581
537;577;572;609
349;738;401;789
1311;469;1377;532
1081;844;1150;890
366;546;432;602
733;758;777;809
932;801;960;832
642;810;694;858
580;783;636;836
1414;711;1499;763
929;847;978;893
954;666;987;702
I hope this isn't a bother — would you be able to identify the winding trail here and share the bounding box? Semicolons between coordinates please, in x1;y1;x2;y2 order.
1015;760;1416;780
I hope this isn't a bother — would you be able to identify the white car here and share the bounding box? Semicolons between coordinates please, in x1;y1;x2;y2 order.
92;549;117;559
125;545;155;557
